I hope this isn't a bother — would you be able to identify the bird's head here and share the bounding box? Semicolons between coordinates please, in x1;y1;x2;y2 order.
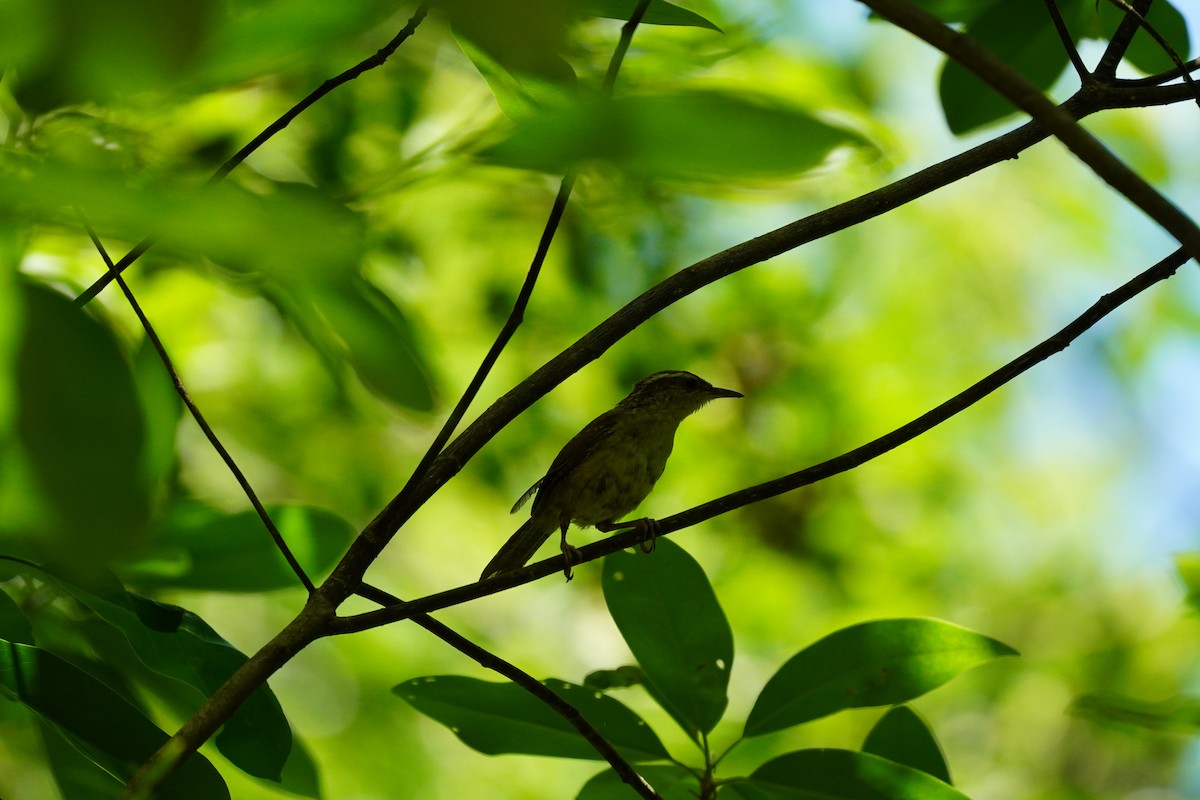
620;370;743;419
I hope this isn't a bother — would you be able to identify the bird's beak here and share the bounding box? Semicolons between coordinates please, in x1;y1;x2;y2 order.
708;386;744;399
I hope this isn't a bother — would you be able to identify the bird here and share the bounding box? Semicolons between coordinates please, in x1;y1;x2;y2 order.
479;370;742;581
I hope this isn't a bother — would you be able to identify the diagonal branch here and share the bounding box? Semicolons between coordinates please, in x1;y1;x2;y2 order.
856;0;1200;260
324;80;1180;598
74;3;431;308
1042;0;1089;81
79;215;316;594
1095;0;1151;79
354;583;662;799
1098;0;1200;108
329;245;1192;633
368;0;656;542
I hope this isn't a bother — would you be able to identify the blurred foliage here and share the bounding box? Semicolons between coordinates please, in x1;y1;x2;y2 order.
0;0;1198;798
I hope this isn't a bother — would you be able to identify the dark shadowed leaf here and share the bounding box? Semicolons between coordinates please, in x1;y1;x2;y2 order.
740;749;969;800
577;764;698;800
938;0;1078;134
862;705;951;784
584;665;646;691
311;278;437;412
744;618;1016;736
394;676;670;762
7;0;216;112
603;538;731;740
584;0;721;31
0;640;228;799
483;91;868;182
119;501;354;592
39;719;126;800
16;280;150;560
132;339;183;492
455;31;577;120
0;586;34;644
36;568;293;781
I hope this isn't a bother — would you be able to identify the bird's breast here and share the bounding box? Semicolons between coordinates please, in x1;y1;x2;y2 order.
554;426;676;527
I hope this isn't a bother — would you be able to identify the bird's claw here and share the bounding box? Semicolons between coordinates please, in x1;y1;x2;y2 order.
560;541;580;581
636;518;661;553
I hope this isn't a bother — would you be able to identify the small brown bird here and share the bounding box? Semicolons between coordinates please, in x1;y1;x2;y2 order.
479;370;742;580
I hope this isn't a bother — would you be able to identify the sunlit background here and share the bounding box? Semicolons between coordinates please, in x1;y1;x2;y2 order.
2;1;1199;798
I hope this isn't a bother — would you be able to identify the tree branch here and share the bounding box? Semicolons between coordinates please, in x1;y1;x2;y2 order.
1042;0;1089;81
1095;0;1151;79
355;584;662;799
79;214;315;594
1097;0;1199;108
323;86;1139;599
74;3;431;308
857;0;1200;260
328;246;1192;633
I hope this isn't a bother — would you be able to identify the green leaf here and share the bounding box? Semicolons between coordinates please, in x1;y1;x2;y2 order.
1072;692;1200;733
119;501;355;593
583;0;721;31
0;639;229;799
880;0;1000;23
15;279;150;559
1176;552;1200;612
0;586;35;644
274;733;324;799
603;538;731;739
42;569;293;781
39;719;126;800
0;167;366;290
482;90;869;182
584;665;646;691
309;277;437;412
132;338;184;492
743;749;970;800
744;618;1016;737
577;764;698;800
456;30;576;120
862;706;951;784
394;676;670;762
7;0;217;112
937;0;1078;134
449;0;577;86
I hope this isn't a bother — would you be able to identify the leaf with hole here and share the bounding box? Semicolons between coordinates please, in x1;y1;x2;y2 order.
603;538;731;740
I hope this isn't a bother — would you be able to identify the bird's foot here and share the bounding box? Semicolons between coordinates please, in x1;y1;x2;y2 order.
560;540;580;581
598;517;660;553
634;518;661;553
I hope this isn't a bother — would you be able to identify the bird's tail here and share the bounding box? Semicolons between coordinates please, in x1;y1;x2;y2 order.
479;514;557;580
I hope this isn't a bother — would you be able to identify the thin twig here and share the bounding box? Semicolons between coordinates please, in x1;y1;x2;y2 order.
1097;0;1200;108
74;3;431;308
321;77;1198;601
1095;0;1150;79
328;246;1192;633
1042;0;1089;81
79;214;315;594
857;0;1200;259
1118;55;1200;86
336;0;655;589
355;583;662;799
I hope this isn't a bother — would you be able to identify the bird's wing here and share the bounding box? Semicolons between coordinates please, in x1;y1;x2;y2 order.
527;409;618;516
510;478;543;514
